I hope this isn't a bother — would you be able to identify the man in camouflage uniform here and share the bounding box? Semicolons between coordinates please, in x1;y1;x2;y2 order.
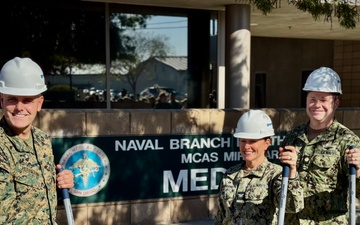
0;57;74;224
214;110;304;225
282;67;360;224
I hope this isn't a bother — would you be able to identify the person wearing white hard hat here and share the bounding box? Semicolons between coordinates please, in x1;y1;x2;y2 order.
214;110;303;225
0;57;74;224
281;67;360;224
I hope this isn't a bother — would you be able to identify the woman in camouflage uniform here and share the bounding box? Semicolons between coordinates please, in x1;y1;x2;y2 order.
282;67;360;225
214;110;304;225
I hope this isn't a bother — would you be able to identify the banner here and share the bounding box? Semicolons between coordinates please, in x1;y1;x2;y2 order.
52;133;286;204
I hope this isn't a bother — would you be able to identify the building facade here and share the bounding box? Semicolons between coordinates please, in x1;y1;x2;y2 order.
1;1;360;224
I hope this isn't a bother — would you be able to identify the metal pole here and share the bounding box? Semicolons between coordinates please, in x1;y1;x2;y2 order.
349;145;356;225
277;149;290;225
57;168;75;225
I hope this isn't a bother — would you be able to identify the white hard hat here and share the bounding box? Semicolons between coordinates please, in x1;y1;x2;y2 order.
0;57;47;96
233;110;275;139
303;67;342;94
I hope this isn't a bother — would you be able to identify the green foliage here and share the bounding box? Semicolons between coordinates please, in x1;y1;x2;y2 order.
335;3;358;28
252;0;279;14
289;0;359;29
251;0;359;29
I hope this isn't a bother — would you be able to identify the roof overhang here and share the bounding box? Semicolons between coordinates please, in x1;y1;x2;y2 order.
84;0;360;41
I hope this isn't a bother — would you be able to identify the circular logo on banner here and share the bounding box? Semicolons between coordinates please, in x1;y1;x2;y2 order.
59;143;110;197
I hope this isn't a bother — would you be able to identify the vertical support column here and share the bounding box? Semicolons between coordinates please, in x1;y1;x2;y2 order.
187;10;210;108
217;10;226;109
105;3;111;109
225;4;251;109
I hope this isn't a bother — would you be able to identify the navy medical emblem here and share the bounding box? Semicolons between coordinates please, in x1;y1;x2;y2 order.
59;143;110;197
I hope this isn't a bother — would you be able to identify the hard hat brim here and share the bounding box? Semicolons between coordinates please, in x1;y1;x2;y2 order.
0;87;47;96
233;132;274;139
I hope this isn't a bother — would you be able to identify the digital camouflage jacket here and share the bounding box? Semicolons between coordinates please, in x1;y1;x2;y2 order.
214;158;304;225
282;119;360;225
0;117;58;224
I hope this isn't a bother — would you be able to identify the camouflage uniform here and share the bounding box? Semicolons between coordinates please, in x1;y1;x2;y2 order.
214;158;304;225
0;117;58;224
282;119;360;225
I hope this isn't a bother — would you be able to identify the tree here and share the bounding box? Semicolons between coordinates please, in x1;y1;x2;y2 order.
252;0;359;29
290;0;359;29
110;32;173;96
109;13;151;63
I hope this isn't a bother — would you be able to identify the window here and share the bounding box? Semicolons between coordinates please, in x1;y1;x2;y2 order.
255;73;266;108
0;2;212;109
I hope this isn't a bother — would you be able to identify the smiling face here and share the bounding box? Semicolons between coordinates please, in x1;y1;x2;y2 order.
239;137;270;167
306;91;339;128
1;94;44;138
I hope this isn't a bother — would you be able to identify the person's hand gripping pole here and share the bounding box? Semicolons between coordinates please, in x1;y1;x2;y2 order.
277;146;297;225
277;148;290;225
57;167;75;225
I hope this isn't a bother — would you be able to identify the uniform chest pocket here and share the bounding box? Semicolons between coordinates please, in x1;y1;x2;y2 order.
220;184;237;201
14;166;43;194
243;183;269;202
312;150;339;169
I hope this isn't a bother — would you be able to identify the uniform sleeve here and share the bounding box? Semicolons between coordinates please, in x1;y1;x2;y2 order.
273;174;304;213
0;151;25;223
213;174;237;225
213;182;226;225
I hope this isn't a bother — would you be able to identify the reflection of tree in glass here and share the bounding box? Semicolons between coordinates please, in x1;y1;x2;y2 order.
110;31;172;96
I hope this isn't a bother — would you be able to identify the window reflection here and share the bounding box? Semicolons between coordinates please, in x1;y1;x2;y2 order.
0;2;190;109
109;14;188;109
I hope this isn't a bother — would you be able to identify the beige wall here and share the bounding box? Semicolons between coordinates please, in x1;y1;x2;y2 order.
334;40;360;107
251;37;334;108
43;108;360;225
251;38;360;109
